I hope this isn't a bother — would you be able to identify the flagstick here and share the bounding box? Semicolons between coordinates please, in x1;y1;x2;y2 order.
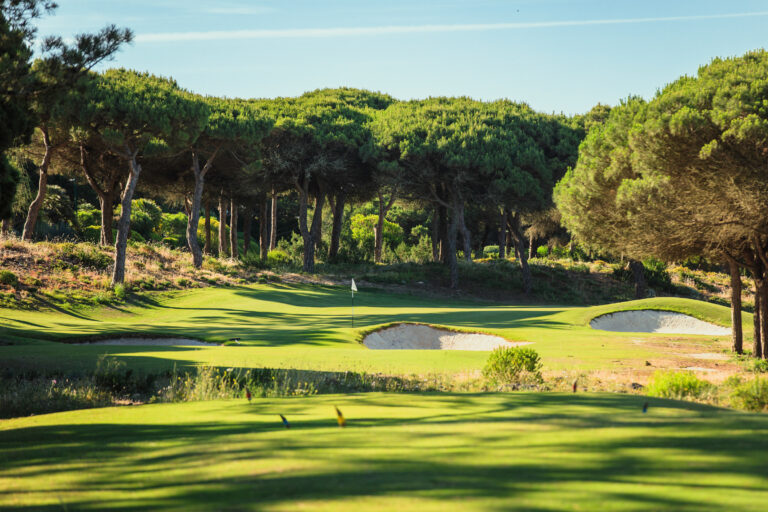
350;278;358;328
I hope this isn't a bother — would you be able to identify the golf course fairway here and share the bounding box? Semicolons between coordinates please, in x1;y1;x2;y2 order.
2;393;767;511
0;283;746;376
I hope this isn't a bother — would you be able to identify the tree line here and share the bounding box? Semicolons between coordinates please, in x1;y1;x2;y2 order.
556;49;768;359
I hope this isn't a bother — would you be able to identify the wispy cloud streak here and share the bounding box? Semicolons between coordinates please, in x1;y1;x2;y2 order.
137;11;768;43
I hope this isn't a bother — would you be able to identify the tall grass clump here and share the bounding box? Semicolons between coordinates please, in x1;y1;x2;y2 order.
482;347;543;388
646;371;712;400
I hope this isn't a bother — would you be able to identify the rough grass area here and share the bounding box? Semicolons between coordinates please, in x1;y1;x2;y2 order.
2;393;767;511
0;238;245;309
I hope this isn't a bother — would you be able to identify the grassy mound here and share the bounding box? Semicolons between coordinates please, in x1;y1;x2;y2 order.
2;393;767;511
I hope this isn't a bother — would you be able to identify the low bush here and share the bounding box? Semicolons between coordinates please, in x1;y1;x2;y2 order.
646;371;711;399
731;377;768;412
57;243;112;270
267;249;292;267
114;283;127;300
753;359;768;374
483;245;500;259
482;347;543;386
0;269;19;287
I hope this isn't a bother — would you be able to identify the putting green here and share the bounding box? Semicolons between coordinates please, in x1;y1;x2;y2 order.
1;393;766;511
0;283;745;375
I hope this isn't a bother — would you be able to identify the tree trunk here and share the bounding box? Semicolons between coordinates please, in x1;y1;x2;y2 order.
458;203;471;262
529;232;535;260
259;198;268;260
761;279;768;359
229;198;239;260
218;192;226;257
22;128;53;241
1;218;10;236
242;206;251;257
510;213;532;295
79;143;117;246
112;154;141;286
269;188;278;251
309;190;325;266
754;277;763;359
328;191;345;262
446;195;460;289
498;208;507;259
186;153;205;268
98;192;114;245
296;181;325;273
203;201;211;255
374;191;397;264
729;259;743;354
438;203;448;264
431;205;440;263
629;259;647;299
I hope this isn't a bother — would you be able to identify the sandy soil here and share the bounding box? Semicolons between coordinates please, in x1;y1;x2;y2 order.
590;310;731;335
363;324;532;350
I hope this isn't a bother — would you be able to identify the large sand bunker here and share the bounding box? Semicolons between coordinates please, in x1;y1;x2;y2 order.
590;310;730;335
363;324;530;350
74;337;218;346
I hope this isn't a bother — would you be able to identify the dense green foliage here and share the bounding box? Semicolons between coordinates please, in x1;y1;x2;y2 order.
482;346;543;386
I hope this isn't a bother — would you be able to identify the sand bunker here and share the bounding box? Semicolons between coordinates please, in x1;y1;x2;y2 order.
363;324;530;350
74;338;218;346
590;310;730;335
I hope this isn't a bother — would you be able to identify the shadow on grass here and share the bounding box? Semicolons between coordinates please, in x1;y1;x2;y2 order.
1;394;767;510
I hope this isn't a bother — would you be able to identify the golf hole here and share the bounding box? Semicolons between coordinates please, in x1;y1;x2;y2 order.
590;310;730;335
362;324;531;350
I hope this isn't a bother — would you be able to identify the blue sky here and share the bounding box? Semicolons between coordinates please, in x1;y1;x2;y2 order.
35;0;768;114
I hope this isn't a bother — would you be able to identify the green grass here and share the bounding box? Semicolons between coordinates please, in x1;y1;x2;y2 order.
0;284;747;376
1;393;767;511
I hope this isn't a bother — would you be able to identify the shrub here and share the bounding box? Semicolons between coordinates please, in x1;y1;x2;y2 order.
57;243;112;270
350;213;404;261
160;212;187;238
642;257;673;291
76;209;101;230
267;249;292;267
0;270;18;287
646;371;711;399
536;246;548;258
82;225;102;243
114;283;127;300
482;346;543;386
116;198;162;240
94;356;132;394
483;245;500;259
408;235;433;264
129;231;146;243
753;359;768;374
731;377;768;412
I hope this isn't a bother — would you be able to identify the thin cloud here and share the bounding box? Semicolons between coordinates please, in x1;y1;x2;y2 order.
137;11;768;43
205;7;276;15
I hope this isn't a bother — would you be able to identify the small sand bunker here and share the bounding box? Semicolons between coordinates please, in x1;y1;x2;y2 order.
590;310;730;335
74;337;218;346
363;324;530;350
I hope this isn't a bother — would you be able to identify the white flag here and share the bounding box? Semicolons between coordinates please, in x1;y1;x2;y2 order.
351;278;358;292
